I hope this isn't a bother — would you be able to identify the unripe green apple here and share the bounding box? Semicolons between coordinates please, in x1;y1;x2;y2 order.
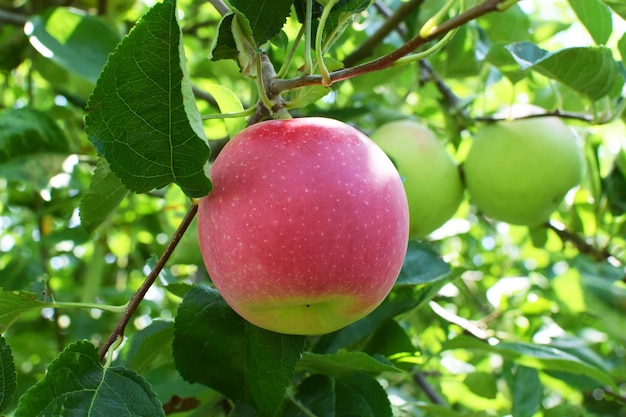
370;120;463;239
197;117;409;335
463;117;584;226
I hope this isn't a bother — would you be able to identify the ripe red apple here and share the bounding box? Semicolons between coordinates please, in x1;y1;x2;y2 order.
197;117;409;335
370;120;464;239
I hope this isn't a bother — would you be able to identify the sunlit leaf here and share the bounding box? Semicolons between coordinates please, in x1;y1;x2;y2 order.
79;158;129;233
201;83;245;138
25;7;120;84
602;0;626;19
506;43;622;100
568;0;612;45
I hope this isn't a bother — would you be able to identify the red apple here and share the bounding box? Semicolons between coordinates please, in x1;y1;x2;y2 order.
197;117;409;335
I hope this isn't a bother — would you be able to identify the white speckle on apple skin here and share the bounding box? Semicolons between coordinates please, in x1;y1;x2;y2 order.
197;117;409;335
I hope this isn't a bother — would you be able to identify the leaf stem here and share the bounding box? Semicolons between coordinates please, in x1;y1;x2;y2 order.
53;301;128;313
315;0;339;86
98;203;199;362
277;24;306;78
303;0;315;75
208;0;230;16
201;106;257;120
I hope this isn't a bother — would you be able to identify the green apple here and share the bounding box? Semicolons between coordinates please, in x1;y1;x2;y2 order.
370;120;464;239
197;117;409;335
463;116;584;226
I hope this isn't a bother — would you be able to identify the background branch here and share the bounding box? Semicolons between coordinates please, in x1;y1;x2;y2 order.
546;220;612;262
413;371;447;405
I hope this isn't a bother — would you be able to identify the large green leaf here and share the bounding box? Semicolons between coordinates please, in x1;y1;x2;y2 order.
25;7;120;84
79;158;129;233
506;43;622;100
172;285;305;417
85;0;212;197
568;0;613;45
14;340;165;417
0;335;16;414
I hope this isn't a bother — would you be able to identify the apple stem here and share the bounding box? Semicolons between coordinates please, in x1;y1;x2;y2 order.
97;203;199;362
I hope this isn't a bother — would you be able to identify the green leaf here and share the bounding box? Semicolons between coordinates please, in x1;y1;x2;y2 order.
506;43;622;100
79;158;129;233
603;165;626;215
568;0;613;45
25;7;121;84
0;335;16;413
228;0;293;46
0;107;68;163
85;0;212;198
15;340;165;417
122;320;174;373
485;43;528;84
602;0;626;19
503;363;542;417
173;285;305;417
396;241;451;285
478;4;531;43
0;289;51;333
298;351;401;378
210;14;238;61
284;373;392;417
202;83;246;138
443;337;617;391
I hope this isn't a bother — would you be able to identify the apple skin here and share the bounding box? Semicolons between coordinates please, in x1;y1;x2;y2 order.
197;117;409;335
370;120;464;239
463;117;584;226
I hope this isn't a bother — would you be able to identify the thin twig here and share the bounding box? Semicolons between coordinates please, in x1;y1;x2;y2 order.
344;0;424;67
546;220;611;262
0;9;28;25
270;0;509;93
208;0;230;16
413;372;447;405
98;204;199;361
476;109;596;124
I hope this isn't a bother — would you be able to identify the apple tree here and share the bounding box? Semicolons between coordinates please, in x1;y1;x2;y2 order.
0;0;625;416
